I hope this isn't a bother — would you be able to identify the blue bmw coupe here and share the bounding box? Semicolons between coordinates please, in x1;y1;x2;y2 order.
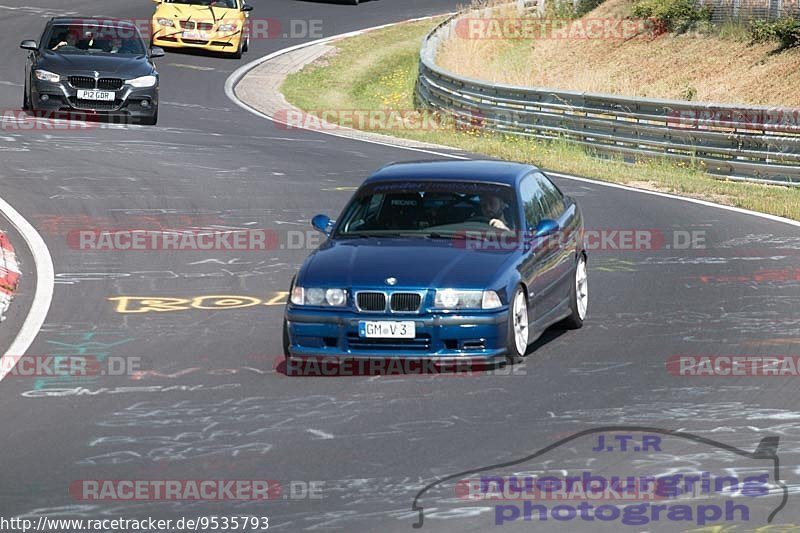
283;160;587;365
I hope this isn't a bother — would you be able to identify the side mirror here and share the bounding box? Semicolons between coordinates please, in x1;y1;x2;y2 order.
242;3;254;11
532;219;559;238
312;214;334;237
153;0;163;3
20;40;38;51
150;47;166;58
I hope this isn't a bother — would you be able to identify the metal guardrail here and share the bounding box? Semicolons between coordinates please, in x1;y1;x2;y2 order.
415;12;800;184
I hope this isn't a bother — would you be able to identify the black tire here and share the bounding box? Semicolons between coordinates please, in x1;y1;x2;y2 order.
562;254;588;329
232;37;243;59
283;318;291;358
283;318;299;376
242;34;249;52
505;285;529;364
22;84;30;111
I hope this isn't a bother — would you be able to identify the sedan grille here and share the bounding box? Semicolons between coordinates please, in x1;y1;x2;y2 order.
68;77;124;91
68;98;120;111
391;293;422;312
197;22;214;31
355;291;424;313
97;78;124;91
68;76;95;89
181;20;196;30
347;333;431;351
357;292;386;312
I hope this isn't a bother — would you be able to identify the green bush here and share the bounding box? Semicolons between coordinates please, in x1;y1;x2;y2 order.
576;0;606;16
631;0;712;32
545;0;580;20
748;19;775;42
749;17;800;49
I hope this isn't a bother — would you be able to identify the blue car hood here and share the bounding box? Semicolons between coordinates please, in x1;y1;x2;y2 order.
300;238;517;289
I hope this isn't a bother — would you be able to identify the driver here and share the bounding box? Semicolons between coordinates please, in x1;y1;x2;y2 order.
108;37;123;53
52;32;77;50
480;194;511;231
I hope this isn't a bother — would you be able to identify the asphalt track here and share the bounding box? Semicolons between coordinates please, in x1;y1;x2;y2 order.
0;0;799;531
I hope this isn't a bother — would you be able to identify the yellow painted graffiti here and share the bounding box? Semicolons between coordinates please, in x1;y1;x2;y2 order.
685;525;800;532
110;293;289;314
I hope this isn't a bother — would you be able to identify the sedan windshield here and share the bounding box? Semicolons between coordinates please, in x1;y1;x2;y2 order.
335;181;519;238
45;25;147;55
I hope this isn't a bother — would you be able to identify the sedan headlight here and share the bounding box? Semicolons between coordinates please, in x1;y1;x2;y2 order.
291;287;348;307
435;289;502;310
127;75;158;88
156;18;174;27
217;21;238;32
34;69;60;83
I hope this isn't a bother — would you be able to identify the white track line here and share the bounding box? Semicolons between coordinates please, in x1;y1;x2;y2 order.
225;19;800;231
225;14;468;161
0;196;54;379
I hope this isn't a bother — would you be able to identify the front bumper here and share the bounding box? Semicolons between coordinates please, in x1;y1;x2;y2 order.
152;26;243;53
285;307;510;362
30;79;158;120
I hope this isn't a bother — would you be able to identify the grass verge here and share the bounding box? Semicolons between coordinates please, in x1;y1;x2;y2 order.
281;17;800;221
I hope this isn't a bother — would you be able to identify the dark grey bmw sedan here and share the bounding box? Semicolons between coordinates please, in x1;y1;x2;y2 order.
21;17;163;125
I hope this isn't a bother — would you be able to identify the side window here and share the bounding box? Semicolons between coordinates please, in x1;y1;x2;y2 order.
519;176;546;229
341;194;383;232
534;173;565;220
367;194;384;216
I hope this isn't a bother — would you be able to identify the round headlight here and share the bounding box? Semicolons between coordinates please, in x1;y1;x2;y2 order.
439;289;459;308
306;288;325;306
325;289;346;306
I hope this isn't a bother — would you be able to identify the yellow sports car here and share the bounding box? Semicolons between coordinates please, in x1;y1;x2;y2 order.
151;0;253;58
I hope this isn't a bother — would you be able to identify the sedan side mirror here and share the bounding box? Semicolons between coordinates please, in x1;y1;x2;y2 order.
20;40;38;51
532;219;559;237
242;3;254;11
311;214;334;237
150;47;166;58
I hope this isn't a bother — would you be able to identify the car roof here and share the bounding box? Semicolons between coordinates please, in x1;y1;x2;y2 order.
364;160;539;187
48;17;137;27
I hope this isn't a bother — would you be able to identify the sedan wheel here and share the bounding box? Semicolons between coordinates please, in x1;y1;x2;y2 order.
283;318;298;376
506;286;528;364
563;254;588;329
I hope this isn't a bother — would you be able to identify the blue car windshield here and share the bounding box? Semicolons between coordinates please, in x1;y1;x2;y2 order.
335;181;519;237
